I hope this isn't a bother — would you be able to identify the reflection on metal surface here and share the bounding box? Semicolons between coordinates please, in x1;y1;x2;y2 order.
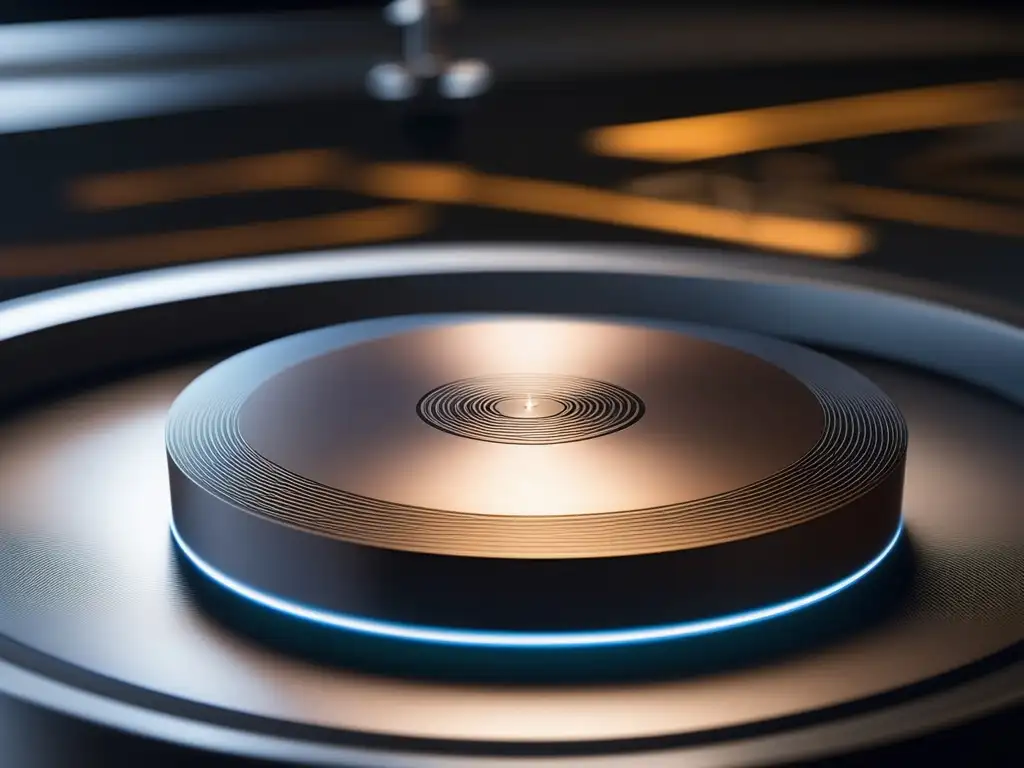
169;518;904;648
68;149;349;211
0;205;431;277
586;81;1021;163
218;318;836;526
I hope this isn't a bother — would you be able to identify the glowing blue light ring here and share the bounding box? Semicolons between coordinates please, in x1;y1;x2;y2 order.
170;518;903;649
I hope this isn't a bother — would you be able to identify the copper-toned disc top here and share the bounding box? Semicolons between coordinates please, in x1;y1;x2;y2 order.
169;315;905;559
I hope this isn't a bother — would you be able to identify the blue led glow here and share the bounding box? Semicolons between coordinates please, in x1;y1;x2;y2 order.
170;519;904;649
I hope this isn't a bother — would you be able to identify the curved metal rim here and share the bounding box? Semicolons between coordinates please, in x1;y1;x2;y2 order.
0;243;1022;766
168;518;905;647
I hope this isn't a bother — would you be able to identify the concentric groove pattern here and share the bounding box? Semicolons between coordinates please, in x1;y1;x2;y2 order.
416;374;645;444
166;319;908;560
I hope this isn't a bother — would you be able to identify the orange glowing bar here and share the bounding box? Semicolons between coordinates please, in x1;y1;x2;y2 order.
587;82;1021;163
68;149;347;211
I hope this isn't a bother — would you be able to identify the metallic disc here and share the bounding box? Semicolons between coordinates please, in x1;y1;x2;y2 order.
165;315;907;634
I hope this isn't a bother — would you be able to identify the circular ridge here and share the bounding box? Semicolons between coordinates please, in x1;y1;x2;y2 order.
416;373;645;444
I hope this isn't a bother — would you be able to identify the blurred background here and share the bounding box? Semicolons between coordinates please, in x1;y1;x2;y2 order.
0;1;1020;303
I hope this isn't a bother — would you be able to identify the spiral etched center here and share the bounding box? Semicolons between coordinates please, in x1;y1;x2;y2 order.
416;374;645;445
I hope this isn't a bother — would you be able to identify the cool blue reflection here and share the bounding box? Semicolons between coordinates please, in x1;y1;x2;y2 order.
171;519;903;649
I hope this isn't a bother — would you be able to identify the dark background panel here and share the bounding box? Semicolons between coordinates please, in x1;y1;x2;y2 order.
1;1;1020;23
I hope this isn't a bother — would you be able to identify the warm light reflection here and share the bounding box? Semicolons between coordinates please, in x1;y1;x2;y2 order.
410;441;630;518
586;81;1021;162
426;318;642;376
335;319;682;517
308;318;827;520
360;162;475;203
360;414;780;521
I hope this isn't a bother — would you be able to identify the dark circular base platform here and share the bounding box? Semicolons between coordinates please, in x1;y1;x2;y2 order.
166;315;907;640
1;245;1021;768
